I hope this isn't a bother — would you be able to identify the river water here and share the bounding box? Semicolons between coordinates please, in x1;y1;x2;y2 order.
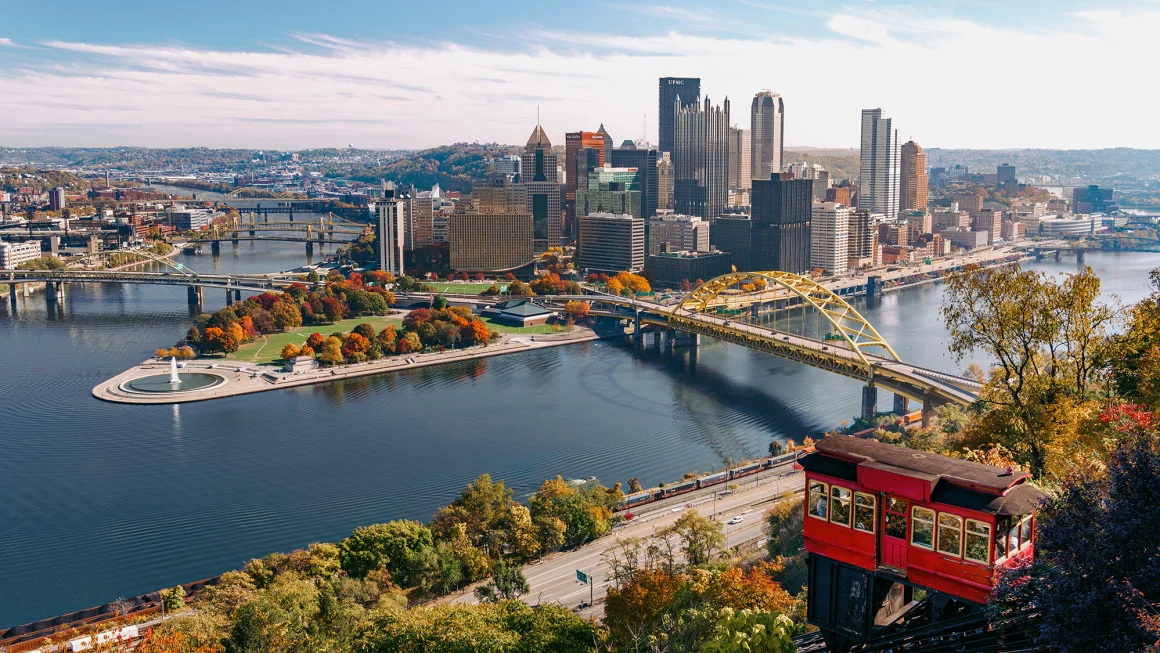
0;246;1155;626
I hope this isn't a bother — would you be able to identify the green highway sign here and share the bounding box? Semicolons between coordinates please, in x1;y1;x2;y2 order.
576;570;589;584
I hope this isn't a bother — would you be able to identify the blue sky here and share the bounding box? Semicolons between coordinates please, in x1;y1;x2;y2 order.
1;1;1156;149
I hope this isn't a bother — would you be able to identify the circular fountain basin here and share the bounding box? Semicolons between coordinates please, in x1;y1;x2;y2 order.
121;372;226;394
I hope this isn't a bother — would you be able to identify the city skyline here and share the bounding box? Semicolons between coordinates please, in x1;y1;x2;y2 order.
2;1;1159;149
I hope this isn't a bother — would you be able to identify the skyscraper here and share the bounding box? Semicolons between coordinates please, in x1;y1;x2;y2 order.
899;140;929;216
597;123;613;164
578;213;645;273
997;163;1016;184
656;153;673;211
449;210;534;273
751;91;784;181
728;127;751;191
751;174;812;274
658;77;701;155
523;123;562;252
565;130;606;234
373;183;405;276
673;96;731;222
858;109;901;218
610;142;659;220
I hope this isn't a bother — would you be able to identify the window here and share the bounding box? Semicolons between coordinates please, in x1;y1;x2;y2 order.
808;481;828;520
965;519;991;564
884;497;908;539
937;513;964;557
830;486;852;527
1020;516;1033;547
911;507;935;549
853;493;876;533
1006;521;1020;557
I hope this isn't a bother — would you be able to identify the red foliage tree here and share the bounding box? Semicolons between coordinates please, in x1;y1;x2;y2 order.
306;332;325;350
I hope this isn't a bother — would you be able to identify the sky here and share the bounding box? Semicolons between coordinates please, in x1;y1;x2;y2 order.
0;0;1157;151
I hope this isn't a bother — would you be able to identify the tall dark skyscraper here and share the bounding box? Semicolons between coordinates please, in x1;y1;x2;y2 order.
658;77;701;155
673;96;730;222
611;142;659;247
523;124;562;252
751;174;812;274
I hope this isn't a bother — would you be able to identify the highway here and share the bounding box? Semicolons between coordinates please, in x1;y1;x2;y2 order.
444;465;804;616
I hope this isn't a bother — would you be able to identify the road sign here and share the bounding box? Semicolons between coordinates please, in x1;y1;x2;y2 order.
576;570;589;584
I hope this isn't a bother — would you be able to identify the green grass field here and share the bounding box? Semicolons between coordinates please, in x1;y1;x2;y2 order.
480;317;559;335
230;316;403;365
429;282;496;295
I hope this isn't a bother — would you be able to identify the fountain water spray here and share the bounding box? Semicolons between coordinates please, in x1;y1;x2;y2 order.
169;357;180;385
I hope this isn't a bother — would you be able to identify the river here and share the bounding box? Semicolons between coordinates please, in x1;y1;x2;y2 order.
0;246;1154;626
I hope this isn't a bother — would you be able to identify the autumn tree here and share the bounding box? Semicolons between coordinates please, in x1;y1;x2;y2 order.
269;302;302;331
507;280;535;296
473;561;530;602
661;511;725;567
318;336;344;366
563;300;591;321
338;520;434;585
280;344;301;360
305;332;324;350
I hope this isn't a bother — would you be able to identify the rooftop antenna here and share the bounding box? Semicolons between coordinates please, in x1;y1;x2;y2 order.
537;105;540;125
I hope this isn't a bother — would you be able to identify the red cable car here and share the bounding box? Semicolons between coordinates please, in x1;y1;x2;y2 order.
799;436;1045;651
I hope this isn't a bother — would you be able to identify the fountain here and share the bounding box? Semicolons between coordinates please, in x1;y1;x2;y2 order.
120;358;227;395
169;357;181;385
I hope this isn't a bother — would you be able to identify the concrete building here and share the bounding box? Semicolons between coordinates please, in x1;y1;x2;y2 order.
565;130;607;228
941;227;989;250
656;153;673;211
879;221;909;247
810;202;850;276
1001;219;1025;242
674;97;731;222
954;193;984;214
611;142;659;219
0;241;43;269
1038;214;1102;236
49;187;67;211
659;77;701;156
475;172;527;215
997;163;1016;184
523;124;563;252
578;212;644;273
932;208;970;234
971;209;1003;244
167;207;214;231
372;187;406;276
899;141;929;215
646;249;733;287
751;174;812;274
826;187;853;206
449;211;534;273
857;109;900;218
647;213;709;255
1072;185;1118;214
728;127;751;191
848;209;880;269
751;91;785;180
712;214;753;271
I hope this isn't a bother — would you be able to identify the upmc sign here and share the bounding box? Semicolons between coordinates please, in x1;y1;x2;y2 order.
668;79;685;85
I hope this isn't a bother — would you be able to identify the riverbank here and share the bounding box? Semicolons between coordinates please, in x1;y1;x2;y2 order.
93;327;604;405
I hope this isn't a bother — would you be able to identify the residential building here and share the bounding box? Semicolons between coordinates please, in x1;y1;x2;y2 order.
523;123;563;252
857;109;900;218
810;202;850;276
1046;198;1068;214
659;77;701;155
167;207;214;231
997;163;1016;184
954;193;984;214
751;174;812;274
657;153;673;211
372;185;405;276
1001;219;1025;242
578;212;644;273
848;209;880;269
750;91;784;180
941;227;989;250
728;127;751;191
899;140;929;215
1072;185;1118;214
646;249;732;287
647;213;709;255
879;221;908;247
674;96;731;221
0;241;43;269
611;142;659;219
712;213;752;271
49;187;67;211
932;208;970;233
449;210;534;273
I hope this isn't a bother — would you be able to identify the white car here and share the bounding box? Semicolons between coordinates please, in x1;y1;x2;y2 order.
727;516;744;525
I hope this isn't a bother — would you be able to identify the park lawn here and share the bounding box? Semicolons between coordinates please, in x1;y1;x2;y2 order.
480;317;559;335
229;315;403;365
430;282;496;295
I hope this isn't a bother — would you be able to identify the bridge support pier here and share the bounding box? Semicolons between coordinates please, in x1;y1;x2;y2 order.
921;390;937;429
211;241;221;256
650;330;661;351
1077;249;1086;265
226;289;234;306
632;311;642;347
8;284;16;308
187;286;203;310
233;289;242;303
306;241;314;256
893;393;909;415
1054;250;1061;262
249;230;255;237
666;328;677;351
861;385;878;423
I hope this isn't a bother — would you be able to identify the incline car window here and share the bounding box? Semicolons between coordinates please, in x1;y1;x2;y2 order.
853;492;875;533
808;481;828;520
911;507;935;549
965;519;991;564
885;497;908;539
830;486;852;527
937;513;963;557
1020;516;1032;547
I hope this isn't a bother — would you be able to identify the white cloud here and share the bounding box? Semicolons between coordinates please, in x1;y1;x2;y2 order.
1;7;1158;149
0;37;14;47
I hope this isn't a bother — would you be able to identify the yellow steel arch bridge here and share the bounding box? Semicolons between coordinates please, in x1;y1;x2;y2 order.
565;271;982;420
